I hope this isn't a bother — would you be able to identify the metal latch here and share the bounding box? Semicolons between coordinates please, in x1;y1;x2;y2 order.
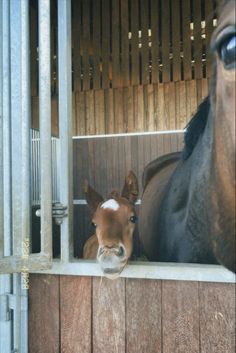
36;202;68;225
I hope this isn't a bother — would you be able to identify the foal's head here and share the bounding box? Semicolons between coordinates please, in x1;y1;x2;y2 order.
84;171;139;279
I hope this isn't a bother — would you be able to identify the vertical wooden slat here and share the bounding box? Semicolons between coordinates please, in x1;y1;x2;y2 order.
76;91;86;135
127;86;135;132
29;275;60;353
145;84;155;131
179;80;187;128
185;79;197;123
167;81;176;129
205;0;214;78
182;0;192;80
93;278;126;353
162;281;200;353
102;0;110;89
126;279;162;353
193;0;202;79
82;0;91;90
137;85;144;132
157;82;165;130
85;90;95;134
172;0;181;82
72;0;82;91
30;2;38;96
114;87;124;133
112;0;120;87
93;0;101;90
120;0;129;87
131;0;139;86
140;0;149;85
104;88;114;133
60;276;92;353
151;0;159;83
200;282;236;353
161;0;170;82
94;89;105;134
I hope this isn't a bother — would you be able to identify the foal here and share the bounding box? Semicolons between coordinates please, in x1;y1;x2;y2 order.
83;171;139;279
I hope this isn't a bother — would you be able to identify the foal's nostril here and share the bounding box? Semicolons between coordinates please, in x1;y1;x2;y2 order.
118;245;125;257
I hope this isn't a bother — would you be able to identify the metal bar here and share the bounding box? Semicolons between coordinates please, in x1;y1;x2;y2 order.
2;0;12;258
10;0;23;256
58;0;73;262
31;261;236;284
38;0;52;257
0;254;52;274
0;2;12;351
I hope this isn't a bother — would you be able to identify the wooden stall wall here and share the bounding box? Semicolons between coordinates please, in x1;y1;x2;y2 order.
30;0;216;135
73;132;184;258
29;275;235;353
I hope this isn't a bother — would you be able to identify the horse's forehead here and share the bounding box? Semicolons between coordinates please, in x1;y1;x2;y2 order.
101;199;120;211
215;1;235;36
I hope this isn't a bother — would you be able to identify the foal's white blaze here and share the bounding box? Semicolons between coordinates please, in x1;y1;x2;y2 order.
101;199;120;211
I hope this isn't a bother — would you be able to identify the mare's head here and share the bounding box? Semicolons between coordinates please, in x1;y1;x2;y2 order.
84;171;139;279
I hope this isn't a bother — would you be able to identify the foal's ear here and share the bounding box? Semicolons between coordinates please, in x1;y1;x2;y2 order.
83;180;104;213
121;171;139;204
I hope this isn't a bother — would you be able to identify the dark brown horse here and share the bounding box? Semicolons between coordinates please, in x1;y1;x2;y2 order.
139;0;236;273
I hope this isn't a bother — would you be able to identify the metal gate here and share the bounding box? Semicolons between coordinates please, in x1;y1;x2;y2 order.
0;0;73;352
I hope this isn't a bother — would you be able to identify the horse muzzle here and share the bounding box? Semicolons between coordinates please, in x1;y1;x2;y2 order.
97;244;128;279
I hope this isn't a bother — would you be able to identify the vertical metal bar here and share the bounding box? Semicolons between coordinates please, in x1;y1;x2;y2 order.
58;0;73;262
2;0;12;258
21;0;31;258
0;1;12;352
38;0;52;257
10;0;22;256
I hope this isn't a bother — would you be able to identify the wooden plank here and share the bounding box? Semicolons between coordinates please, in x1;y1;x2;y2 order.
172;0;181;81
30;3;38;96
93;277;126;353
104;88;114;134
114;87;124;133
112;0;121;87
126;279;162;353
102;0;110;89
72;0;82;91
193;0;202;79
92;0;101;90
201;77;209;99
140;0;150;85
186;79;197;123
76;91;86;135
153;83;159;130
205;0;214;78
127;86;135;132
137;85;144;132
120;0;129;87
85;90;95;134
162;280;199;353
168;81;176;130
130;0;139;86
157;82;165;130
123;87;129;132
151;0;159;83
94;90;105;134
29;274;59;353
200;282;236;353
161;0;170;82
145;84;155;131
60;276;92;353
182;0;192;80
178;80;187;128
82;0;91;91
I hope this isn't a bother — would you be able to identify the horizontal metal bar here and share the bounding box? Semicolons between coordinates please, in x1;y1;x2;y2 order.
0;254;52;274
31;260;236;283
72;130;185;139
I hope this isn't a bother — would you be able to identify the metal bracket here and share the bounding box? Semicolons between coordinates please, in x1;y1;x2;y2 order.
35;202;68;225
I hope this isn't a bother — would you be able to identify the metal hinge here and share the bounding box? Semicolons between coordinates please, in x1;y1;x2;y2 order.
36;202;68;225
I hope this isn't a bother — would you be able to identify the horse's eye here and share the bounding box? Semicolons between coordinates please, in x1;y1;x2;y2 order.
130;215;137;223
91;221;97;228
218;34;236;69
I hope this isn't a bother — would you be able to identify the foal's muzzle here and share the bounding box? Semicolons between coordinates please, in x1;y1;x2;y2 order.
97;244;127;279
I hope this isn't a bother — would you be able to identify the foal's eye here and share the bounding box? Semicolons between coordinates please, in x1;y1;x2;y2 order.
91;221;97;228
129;215;137;223
218;34;236;69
